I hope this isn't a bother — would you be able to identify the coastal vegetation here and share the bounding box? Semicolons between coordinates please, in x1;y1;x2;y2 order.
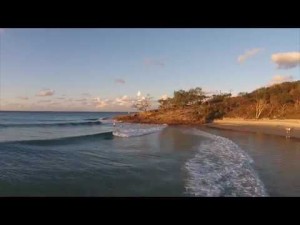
115;81;300;124
132;94;152;112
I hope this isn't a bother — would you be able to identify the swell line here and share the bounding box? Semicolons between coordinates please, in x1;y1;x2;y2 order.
0;131;113;146
0;121;102;128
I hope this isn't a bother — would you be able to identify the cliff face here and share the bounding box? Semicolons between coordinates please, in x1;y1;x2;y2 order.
114;109;205;125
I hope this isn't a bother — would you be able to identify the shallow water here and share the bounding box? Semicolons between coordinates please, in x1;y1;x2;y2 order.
201;126;300;196
0;111;299;196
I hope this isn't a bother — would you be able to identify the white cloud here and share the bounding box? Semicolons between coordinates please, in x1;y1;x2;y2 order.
36;89;55;97
271;52;300;69
114;95;133;106
269;75;294;86
137;91;141;97
238;48;263;63
92;97;110;108
160;94;168;100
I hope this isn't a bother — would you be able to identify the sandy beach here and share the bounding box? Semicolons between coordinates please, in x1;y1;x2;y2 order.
206;118;300;139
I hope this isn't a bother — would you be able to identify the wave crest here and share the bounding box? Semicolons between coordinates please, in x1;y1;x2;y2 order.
1;131;113;146
0;121;102;128
113;124;167;137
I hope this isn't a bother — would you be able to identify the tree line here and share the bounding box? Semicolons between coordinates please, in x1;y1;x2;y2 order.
155;81;300;121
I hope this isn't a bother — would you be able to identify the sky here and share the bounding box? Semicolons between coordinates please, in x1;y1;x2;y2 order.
0;28;299;111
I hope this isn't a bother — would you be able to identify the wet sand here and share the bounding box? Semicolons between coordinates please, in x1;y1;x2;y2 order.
207;119;300;139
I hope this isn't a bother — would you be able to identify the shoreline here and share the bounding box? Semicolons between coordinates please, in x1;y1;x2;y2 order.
206;119;300;139
114;111;300;139
115;114;300;139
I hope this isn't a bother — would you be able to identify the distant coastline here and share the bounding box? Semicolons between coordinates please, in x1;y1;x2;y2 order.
115;81;300;138
114;114;300;139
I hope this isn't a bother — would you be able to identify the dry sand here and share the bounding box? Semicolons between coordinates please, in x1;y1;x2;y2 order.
206;118;300;139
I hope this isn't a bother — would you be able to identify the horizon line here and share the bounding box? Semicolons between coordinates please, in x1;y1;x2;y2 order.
0;110;135;113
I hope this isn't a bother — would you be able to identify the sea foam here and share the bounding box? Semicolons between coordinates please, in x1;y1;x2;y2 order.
183;129;268;197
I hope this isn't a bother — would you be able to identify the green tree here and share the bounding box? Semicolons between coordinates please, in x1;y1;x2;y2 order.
172;87;207;108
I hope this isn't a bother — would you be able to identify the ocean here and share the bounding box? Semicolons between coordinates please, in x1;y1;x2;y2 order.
0;111;299;196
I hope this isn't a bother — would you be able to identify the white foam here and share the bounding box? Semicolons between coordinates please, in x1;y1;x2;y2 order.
98;118;117;124
112;124;167;137
184;129;268;197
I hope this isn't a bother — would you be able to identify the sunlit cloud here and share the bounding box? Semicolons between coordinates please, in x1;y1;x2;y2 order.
92;97;110;108
75;98;88;102
159;94;168;100
114;79;126;84
271;52;300;69
17;96;29;100
36;89;55;97
81;93;91;97
49;102;61;105
144;58;165;67
238;48;263;63
114;95;133;106
67;98;74;102
2;103;24;109
204;90;219;95
38;99;52;103
2;92;159;111
269;75;294;86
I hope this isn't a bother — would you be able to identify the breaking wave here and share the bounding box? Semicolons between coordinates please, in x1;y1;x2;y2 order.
183;129;268;197
1;131;113;146
113;124;167;137
0;121;102;128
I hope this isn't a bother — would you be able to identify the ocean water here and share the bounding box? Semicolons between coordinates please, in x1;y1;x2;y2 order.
0;111;298;196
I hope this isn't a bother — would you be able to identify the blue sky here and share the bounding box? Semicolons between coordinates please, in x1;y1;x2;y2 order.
0;28;299;111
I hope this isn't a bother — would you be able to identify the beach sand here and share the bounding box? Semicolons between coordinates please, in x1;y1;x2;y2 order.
206;118;300;139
